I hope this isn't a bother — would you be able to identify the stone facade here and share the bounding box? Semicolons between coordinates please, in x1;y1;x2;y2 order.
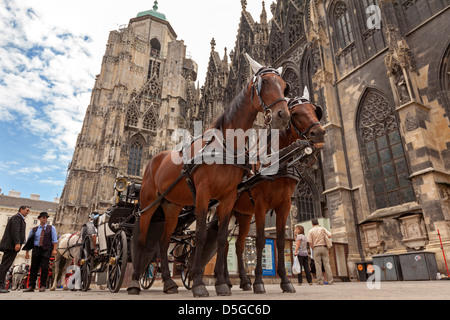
240;0;450;278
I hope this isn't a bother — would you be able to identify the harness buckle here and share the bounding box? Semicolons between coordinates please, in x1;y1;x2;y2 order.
264;109;273;125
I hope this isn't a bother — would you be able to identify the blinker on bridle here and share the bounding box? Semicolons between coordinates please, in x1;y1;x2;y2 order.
288;97;323;140
251;67;288;125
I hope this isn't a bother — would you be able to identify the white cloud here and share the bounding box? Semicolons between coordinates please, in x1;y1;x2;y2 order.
39;179;64;186
0;0;272;201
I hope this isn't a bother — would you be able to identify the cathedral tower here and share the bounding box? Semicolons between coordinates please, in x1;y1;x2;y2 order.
55;2;199;233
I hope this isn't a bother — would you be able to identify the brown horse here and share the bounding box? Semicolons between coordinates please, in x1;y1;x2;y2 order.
127;54;290;297
232;90;325;294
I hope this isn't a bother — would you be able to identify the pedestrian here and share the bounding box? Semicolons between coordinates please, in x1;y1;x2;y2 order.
307;218;333;285
23;212;58;292
0;205;30;293
294;225;312;286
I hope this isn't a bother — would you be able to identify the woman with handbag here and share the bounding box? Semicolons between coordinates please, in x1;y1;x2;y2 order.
307;218;334;285
294;226;312;286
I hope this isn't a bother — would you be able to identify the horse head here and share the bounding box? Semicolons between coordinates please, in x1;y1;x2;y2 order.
245;53;290;130
287;89;326;149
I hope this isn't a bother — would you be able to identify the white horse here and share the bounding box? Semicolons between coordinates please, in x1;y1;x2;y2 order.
50;233;82;291
11;263;28;290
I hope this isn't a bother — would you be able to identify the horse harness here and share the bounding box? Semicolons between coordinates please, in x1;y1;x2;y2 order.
288;97;323;140
137;69;290;217
236;139;317;205
54;232;82;263
251;67;290;125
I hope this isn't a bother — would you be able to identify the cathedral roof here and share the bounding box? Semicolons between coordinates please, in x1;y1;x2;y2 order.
137;0;167;21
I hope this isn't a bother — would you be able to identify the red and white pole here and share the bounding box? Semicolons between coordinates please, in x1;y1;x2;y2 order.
437;229;449;277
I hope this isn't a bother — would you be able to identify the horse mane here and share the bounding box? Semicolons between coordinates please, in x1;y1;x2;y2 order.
209;82;250;130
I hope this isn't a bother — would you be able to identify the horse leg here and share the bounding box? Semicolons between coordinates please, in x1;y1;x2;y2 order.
159;201;182;294
275;203;295;293
235;212;253;291
214;201;235;296
253;205;267;294
127;204;158;295
50;253;62;291
191;190;211;298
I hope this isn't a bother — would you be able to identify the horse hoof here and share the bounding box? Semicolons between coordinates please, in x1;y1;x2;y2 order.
127;287;141;295
215;283;231;296
281;282;296;293
63;287;69;291
192;285;209;298
253;283;266;294
163;280;179;294
240;283;252;291
50;287;55;291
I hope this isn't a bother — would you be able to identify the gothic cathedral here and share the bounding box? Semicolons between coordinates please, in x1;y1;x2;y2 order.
56;1;450;278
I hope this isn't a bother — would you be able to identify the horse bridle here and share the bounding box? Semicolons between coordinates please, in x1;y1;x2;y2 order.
288;97;323;140
251;67;290;125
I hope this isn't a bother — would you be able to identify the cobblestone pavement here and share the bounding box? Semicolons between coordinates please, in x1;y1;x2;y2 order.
1;280;449;300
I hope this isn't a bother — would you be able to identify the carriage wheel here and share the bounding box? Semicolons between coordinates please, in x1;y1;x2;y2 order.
107;230;128;293
139;261;158;290
80;237;93;292
180;242;194;290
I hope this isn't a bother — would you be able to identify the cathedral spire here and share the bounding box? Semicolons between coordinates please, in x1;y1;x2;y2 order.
260;1;267;25
241;0;247;11
223;47;228;64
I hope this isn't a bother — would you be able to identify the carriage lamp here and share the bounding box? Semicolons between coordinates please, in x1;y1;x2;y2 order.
79;259;86;266
114;177;128;192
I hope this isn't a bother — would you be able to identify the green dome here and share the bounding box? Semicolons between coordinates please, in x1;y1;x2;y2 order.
137;1;166;21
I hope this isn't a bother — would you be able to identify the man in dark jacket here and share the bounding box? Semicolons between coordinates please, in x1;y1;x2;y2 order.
0;205;30;293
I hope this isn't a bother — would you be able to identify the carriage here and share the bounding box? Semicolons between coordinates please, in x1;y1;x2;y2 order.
78;177;217;293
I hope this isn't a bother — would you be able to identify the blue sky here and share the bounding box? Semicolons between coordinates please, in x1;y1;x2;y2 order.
0;0;271;202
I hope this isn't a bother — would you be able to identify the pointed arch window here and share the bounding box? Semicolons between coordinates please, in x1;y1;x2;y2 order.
283;68;299;98
150;38;161;58
358;91;415;210
126;107;139;127
128;137;144;176
143;111;157;131
293;180;316;222
334;1;354;49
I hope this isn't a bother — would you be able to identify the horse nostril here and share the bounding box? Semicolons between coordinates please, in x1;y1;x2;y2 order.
278;110;288;119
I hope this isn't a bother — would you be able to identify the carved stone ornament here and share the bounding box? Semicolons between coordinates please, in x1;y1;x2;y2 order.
399;214;429;250
405;112;419;132
361;222;384;255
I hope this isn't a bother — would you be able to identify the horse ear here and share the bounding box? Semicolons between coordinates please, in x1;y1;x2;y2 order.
276;67;283;75
302;86;310;101
245;53;263;74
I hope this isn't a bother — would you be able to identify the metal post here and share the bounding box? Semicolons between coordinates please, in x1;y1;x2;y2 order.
437;229;449;277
